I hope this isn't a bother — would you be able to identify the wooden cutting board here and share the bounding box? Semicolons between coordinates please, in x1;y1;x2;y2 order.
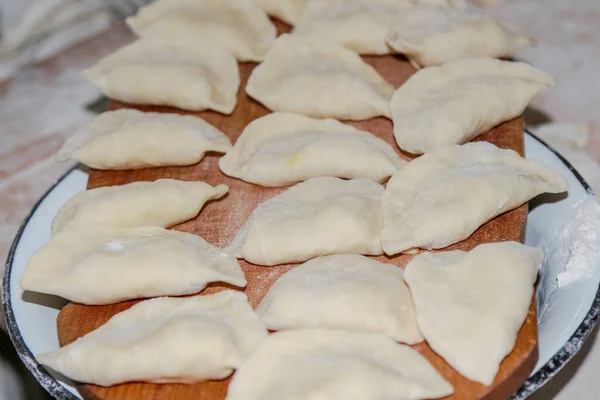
55;21;535;400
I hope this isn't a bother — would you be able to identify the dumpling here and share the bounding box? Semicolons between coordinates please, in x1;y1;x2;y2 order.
256;254;422;344
21;225;245;304
226;329;453;400
81;37;239;113
56;109;232;170
126;0;276;62
404;242;542;385
246;34;395;121
386;6;534;67
228;177;384;266
381;142;568;255
219;112;404;186
255;0;464;24
52;179;228;234
255;0;309;25
293;0;408;55
390;58;554;154
38;291;268;386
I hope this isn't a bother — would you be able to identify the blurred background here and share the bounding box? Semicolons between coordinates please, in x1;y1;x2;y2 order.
0;0;598;399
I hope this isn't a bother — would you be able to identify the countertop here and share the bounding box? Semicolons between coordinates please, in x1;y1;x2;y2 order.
1;1;599;398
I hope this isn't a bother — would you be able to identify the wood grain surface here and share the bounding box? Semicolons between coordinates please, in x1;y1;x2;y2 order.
56;21;535;400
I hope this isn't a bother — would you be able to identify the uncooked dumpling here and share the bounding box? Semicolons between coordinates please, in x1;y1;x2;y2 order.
126;0;276;62
255;0;309;24
219;112;404;186
386;6;534;67
52;179;228;234
56;109;231;169
228;177;384;266
404;242;542;385
38;291;267;386
381;142;568;255
391;58;554;154
255;0;464;24
225;329;453;400
257;254;422;344
246;34;395;121
21;225;245;304
293;0;408;55
81;37;239;113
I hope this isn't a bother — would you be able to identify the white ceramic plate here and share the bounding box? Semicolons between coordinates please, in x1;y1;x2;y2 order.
3;131;599;399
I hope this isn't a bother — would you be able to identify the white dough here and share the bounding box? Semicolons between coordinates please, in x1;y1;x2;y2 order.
228;177;384;266
21;225;245;304
38;291;268;386
56;109;232;169
390;58;554;154
255;0;309;24
225;329;453;400
52;179;228;234
293;0;409;55
126;0;276;62
81;37;239;113
404;242;542;385
246;34;395;121
381;142;568;255
255;0;465;24
386;6;534;67
219;112;404;186
257;254;422;344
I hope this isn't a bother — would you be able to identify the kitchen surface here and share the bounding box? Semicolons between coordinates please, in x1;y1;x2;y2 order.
1;0;599;399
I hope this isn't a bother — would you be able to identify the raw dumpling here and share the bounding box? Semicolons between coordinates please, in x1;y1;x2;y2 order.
81;37;239;113
404;242;542;385
255;0;309;24
257;254;422;344
255;0;464;24
52;179;228;234
293;0;408;55
126;0;276;62
21;225;245;304
219;112;404;186
386;6;534;67
381;142;568;255
228;177;384;266
226;329;453;400
56;109;232;169
38;291;268;386
390;57;554;154
246;34;395;121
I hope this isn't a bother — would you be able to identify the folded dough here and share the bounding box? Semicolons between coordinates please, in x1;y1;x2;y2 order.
381;142;568;255
255;0;465;24
225;329;453;400
390;58;554;154
38;291;268;386
81;37;239;113
219;112;404;186
257;254;422;344
404;242;542;385
228;177;384;266
126;0;276;62
293;0;408;55
21;225;245;304
246;34;395;121
56;109;232;169
386;6;534;67
52;179;228;234
255;0;309;24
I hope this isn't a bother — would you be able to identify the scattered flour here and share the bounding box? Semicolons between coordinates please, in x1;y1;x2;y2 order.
556;199;600;287
537;197;600;321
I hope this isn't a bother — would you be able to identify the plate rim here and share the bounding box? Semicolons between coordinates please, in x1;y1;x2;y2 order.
2;131;598;400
